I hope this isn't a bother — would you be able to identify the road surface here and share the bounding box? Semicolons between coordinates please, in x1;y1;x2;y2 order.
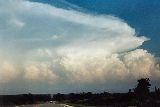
16;103;73;107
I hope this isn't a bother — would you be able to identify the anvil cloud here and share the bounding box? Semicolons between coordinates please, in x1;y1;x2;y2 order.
0;0;159;94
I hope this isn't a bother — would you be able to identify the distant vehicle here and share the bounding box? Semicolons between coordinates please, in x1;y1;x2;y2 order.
49;101;53;103
49;101;56;104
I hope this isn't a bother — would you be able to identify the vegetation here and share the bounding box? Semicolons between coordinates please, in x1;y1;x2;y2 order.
0;94;51;106
1;78;160;106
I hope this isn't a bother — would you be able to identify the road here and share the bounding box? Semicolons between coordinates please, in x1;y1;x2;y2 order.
16;103;73;107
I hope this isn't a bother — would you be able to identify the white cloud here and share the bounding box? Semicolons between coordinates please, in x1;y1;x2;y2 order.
59;49;158;84
24;61;58;84
0;61;20;84
0;0;159;93
123;49;155;78
9;17;25;28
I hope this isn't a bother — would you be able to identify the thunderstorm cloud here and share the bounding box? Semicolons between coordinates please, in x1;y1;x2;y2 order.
0;0;159;94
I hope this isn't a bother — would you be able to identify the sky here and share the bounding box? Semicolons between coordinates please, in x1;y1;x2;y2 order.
0;0;160;94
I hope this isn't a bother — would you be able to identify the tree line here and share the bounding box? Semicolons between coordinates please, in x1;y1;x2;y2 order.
1;78;160;106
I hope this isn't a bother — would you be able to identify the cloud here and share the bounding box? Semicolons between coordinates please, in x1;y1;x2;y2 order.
24;61;58;84
0;0;159;93
9;17;25;28
59;49;158;84
0;61;20;84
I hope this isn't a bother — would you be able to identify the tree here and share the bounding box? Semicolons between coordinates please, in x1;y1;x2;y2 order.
134;78;151;99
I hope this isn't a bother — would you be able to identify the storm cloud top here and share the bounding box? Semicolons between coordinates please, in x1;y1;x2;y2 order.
0;0;159;94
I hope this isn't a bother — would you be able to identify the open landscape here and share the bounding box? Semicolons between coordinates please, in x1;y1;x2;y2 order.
1;78;160;106
0;0;160;107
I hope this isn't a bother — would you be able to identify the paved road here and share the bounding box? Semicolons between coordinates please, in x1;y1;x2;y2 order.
16;103;73;107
